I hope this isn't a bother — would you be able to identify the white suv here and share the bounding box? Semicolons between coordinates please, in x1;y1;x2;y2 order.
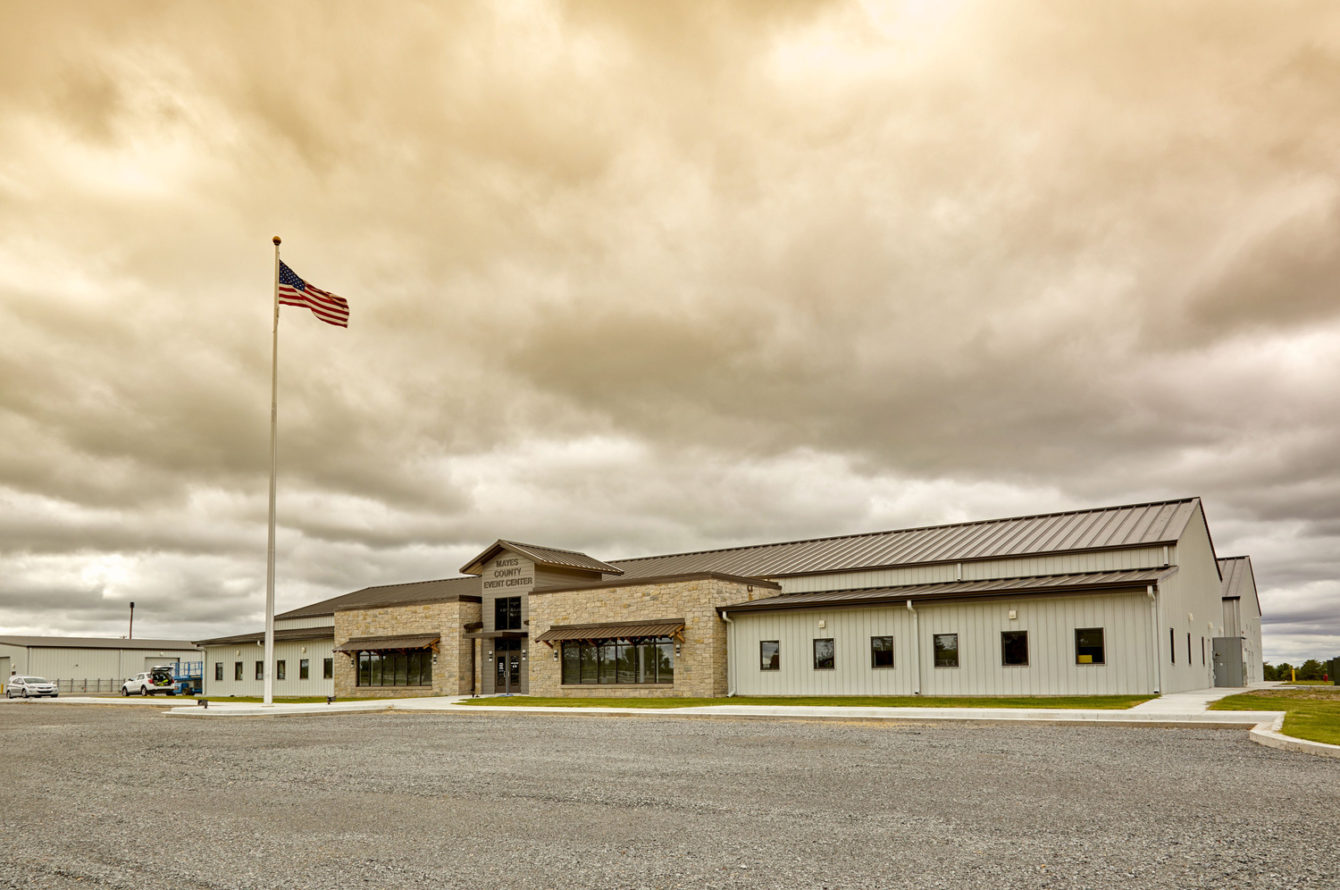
121;668;178;696
6;676;59;698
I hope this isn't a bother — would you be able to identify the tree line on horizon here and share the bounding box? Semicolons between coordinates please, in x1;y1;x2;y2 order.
1263;658;1337;682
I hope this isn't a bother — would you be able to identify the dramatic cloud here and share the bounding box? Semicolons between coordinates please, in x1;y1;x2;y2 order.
0;0;1336;663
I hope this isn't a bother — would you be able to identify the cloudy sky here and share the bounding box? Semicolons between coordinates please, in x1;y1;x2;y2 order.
1;0;1336;664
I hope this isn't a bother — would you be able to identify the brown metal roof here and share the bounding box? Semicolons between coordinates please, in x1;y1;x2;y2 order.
612;498;1200;580
195;627;334;647
333;633;440;652
535;619;685;643
1218;556;1261;617
460;539;624;576
718;568;1174;613
276;577;481;620
0;636;199;651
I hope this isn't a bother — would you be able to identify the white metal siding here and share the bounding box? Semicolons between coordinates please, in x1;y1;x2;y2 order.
1156;505;1222;692
274;616;335;631
201;640;335;697
778;547;1168;594
24;647;200;689
730;592;1154;696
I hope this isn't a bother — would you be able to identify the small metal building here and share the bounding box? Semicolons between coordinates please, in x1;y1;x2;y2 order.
0;636;200;694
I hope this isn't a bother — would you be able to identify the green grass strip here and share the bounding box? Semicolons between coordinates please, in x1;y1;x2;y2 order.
457;694;1152;710
1210;688;1340;746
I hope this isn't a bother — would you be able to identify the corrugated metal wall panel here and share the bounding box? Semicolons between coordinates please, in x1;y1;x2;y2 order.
730;593;1154;696
274;616;335;631
201;640;335;697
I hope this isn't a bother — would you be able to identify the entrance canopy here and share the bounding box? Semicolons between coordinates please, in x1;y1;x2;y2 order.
334;633;440;653
535;619;685;647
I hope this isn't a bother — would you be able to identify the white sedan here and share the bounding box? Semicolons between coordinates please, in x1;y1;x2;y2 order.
6;676;59;699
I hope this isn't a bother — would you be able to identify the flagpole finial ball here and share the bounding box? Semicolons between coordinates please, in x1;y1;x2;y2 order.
272;235;281;245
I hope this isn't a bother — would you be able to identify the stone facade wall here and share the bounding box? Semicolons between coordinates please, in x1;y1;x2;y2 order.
333;599;480;698
527;578;758;698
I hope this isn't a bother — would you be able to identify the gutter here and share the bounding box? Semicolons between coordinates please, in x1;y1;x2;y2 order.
720;611;736;697
1148;584;1161;695
907;600;920;696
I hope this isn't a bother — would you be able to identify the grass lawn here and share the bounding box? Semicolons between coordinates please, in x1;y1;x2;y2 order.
457;694;1152;710
1210;687;1340;746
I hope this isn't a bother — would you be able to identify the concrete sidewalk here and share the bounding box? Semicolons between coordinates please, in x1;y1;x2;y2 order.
151;686;1276;728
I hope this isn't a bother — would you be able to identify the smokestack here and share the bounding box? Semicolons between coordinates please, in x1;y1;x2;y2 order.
129;601;135;640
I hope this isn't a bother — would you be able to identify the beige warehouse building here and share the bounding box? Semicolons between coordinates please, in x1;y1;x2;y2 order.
199;498;1263;700
0;636;200;695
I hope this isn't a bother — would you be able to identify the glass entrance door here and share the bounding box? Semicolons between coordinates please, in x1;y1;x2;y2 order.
495;640;522;694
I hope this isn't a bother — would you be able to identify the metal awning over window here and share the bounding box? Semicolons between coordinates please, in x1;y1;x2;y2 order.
534;619;685;647
334;633;440;653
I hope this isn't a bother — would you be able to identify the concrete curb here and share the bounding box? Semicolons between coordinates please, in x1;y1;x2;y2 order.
1248;714;1340;759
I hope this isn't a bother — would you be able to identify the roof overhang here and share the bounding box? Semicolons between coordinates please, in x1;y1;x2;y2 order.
196;627;335;647
717;568;1177;615
333;633;440;653
535;619;686;646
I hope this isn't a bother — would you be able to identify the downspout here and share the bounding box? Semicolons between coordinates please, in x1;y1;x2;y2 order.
1148;584;1161;695
907;600;920;696
720;611;736;697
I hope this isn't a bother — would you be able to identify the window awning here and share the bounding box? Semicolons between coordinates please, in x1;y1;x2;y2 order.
334;633;440;653
534;619;685;646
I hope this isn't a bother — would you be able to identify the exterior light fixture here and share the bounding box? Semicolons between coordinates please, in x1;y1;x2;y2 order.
553;649;559;661
675;643;682;656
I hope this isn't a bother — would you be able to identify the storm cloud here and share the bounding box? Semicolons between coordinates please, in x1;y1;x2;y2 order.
0;0;1337;663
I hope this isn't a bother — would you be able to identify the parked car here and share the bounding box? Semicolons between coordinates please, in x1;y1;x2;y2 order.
121;667;178;697
6;676;59;698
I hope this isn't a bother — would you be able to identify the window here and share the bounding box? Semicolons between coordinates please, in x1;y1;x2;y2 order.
355;650;433;687
760;640;780;671
234;662;243;681
870;636;894;669
1170;628;1175;664
1075;628;1105;664
214;662;223;681
1187;632;1192;665
276;660;286;681
1001;631;1029;666
254;661;263;681
495;596;522;631
812;638;835;670
323;658;333;679
1201;637;1206;666
934;633;959;668
560;638;674;685
299;659;310;680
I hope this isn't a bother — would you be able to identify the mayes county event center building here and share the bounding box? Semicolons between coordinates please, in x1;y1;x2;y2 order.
197;497;1263;700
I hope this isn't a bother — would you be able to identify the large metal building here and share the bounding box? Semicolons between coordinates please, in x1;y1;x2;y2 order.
198;497;1263;699
0;636;200;695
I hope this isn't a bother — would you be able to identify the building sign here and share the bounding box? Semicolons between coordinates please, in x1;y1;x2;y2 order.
483;555;534;592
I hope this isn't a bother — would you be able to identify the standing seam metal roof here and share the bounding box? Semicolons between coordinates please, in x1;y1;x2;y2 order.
610;498;1199;579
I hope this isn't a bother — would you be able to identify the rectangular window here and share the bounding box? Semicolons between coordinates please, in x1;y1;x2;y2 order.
1075;628;1105;664
870;636;894;669
1170;628;1176;664
760;640;780;671
1201;637;1206;666
812;638;835;670
214;662;223;681
323;658;333;680
255;661;263;681
1187;632;1192;665
354;650;434;687
234;662;243;681
299;659;310;680
559;638;675;685
276;660;286;681
1002;631;1029;666
934;633;959;668
494;596;522;631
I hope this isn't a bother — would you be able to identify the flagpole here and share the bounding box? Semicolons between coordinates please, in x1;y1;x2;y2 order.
264;235;281;706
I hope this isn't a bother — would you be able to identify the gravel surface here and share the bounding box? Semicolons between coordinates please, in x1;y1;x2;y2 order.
0;703;1334;889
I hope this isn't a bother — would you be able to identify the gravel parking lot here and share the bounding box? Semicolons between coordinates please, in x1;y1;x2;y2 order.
0;704;1334;889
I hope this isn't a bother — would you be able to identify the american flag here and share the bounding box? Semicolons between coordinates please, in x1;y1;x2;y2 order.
277;261;350;327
